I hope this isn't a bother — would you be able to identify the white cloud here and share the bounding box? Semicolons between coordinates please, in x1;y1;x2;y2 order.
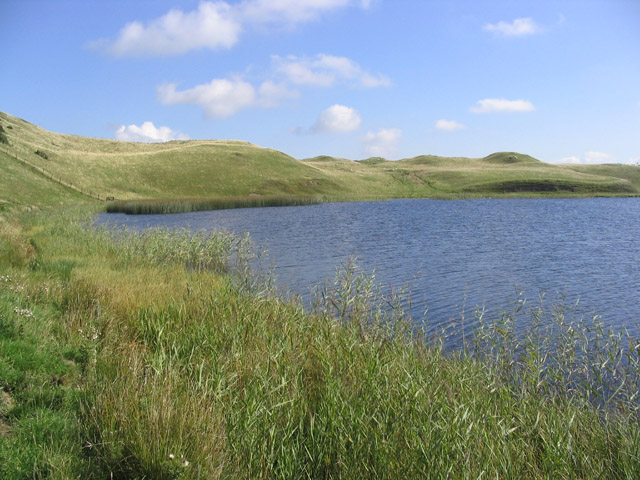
470;98;535;113
97;2;240;57
363;128;402;157
273;54;390;88
157;77;299;118
435;119;465;131
257;80;300;108
94;1;370;57
311;104;361;133
558;152;616;164
274;56;335;86
484;17;541;37
158;78;257;118
114;122;189;143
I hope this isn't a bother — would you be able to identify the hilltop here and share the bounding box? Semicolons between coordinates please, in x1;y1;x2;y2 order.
0;110;638;210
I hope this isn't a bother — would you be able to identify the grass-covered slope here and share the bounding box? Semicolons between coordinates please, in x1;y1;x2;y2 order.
1;110;639;211
305;151;640;198
0;150;89;211
0;111;342;203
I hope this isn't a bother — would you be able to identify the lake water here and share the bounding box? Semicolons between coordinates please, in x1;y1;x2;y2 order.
99;198;640;334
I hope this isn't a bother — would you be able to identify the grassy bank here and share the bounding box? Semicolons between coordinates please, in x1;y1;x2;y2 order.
1;208;640;478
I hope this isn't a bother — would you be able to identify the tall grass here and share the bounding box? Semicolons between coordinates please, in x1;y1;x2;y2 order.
105;196;324;215
2;208;640;478
470;295;640;414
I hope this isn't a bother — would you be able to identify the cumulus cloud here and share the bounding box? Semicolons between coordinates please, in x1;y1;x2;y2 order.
273;54;390;88
483;17;541;36
363;128;402;158
311;104;361;133
114;122;189;143
158;78;256;118
256;80;300;107
93;1;371;57
434;119;465;131
559;152;616;164
470;98;535;113
157;77;298;118
156;55;387;118
95;2;240;57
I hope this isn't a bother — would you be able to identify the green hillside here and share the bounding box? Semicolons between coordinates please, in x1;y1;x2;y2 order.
3;110;640;477
0;149;88;211
0;111;343;205
1;110;639;210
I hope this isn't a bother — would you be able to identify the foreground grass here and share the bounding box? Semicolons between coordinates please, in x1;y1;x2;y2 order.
1;208;640;478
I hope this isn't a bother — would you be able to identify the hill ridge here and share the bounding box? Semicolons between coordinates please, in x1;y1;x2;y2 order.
1;110;638;210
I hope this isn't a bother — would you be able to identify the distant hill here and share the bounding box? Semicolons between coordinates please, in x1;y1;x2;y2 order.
0;110;637;210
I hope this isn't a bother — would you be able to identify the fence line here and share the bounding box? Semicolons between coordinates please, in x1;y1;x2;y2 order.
0;145;105;201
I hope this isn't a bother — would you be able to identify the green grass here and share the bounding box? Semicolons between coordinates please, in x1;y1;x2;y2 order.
0;150;90;210
1;208;640;478
106;196;324;214
2;110;640;213
0;254;87;478
2;109;640;477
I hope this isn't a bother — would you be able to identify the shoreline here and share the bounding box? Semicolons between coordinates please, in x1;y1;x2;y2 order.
2;206;640;477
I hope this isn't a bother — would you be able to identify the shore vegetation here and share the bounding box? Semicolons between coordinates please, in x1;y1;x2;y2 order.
1;208;640;478
2;109;640;477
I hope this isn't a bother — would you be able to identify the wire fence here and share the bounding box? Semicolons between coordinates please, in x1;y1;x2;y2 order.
0;145;108;201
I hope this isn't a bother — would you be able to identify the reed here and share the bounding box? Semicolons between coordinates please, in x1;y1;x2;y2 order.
105;196;324;215
2;207;640;478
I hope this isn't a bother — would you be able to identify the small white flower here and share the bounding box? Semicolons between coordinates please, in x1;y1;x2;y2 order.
169;453;175;460
13;307;33;317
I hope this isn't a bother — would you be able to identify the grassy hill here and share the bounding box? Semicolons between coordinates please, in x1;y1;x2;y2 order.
1;110;639;211
0;112;344;208
3;110;640;477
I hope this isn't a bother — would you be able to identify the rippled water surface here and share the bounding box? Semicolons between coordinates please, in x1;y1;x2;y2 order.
99;198;640;332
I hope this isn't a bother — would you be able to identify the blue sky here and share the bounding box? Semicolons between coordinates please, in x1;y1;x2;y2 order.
1;0;639;163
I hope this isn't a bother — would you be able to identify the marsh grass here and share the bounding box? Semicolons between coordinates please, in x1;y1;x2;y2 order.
2;208;640;478
468;295;640;414
105;196;324;215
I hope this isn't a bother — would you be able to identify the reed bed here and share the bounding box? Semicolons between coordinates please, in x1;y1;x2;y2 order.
105;196;324;215
1;208;640;478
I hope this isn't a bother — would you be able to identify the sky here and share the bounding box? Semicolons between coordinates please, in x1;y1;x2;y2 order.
1;0;639;164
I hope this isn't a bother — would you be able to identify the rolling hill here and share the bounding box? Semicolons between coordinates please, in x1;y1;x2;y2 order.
0;110;638;210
